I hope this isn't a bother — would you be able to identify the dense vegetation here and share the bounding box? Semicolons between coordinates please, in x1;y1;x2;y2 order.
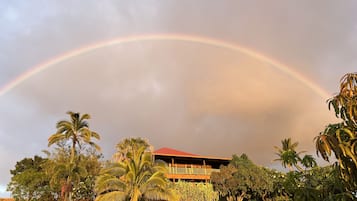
7;73;357;200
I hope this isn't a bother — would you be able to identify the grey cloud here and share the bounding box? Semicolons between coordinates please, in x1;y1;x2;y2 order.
0;0;355;197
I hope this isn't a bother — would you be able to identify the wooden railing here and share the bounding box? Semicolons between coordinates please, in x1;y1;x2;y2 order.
166;163;219;179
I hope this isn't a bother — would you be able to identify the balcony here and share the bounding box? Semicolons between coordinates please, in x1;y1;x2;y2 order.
166;164;220;181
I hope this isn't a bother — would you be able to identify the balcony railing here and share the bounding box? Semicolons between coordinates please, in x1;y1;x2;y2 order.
167;164;220;175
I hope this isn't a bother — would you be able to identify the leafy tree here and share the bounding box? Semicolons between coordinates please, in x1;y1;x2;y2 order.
72;150;103;201
265;169;290;201
312;165;354;200
211;163;239;201
7;156;56;201
48;111;101;201
211;154;274;201
95;137;177;201
315;73;357;191
282;171;320;201
281;166;354;201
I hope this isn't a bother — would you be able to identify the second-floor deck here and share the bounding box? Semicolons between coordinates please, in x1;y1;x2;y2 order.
166;163;220;180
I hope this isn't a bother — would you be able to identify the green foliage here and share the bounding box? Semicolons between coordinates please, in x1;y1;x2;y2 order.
171;181;218;201
274;138;313;171
281;166;354;201
45;147;102;201
211;154;274;201
95;137;177;201
300;155;317;169
48;111;101;163
7;156;56;201
315;73;357;191
273;137;354;200
114;137;151;162
7;147;103;201
47;111;101;201
72;152;103;200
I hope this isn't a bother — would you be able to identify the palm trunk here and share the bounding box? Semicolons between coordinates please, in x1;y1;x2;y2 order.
62;176;72;201
130;187;140;201
71;140;76;163
67;139;76;201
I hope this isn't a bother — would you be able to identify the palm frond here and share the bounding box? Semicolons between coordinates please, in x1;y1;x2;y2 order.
95;191;126;201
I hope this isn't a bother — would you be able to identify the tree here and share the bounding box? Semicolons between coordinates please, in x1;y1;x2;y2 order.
300;155;317;169
211;154;274;201
281;165;355;201
113;137;151;162
71;150;103;201
210;164;239;201
43;145;102;201
315;73;357;191
51;158;88;200
7;156;55;201
48;111;101;163
274;138;304;171
48;111;101;201
95;137;177;201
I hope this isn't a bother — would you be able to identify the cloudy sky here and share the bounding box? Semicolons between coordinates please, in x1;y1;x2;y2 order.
1;0;357;197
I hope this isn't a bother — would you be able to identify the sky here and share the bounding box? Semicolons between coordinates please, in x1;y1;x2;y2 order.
0;0;357;197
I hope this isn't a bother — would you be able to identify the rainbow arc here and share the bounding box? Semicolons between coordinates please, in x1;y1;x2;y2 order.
0;34;330;99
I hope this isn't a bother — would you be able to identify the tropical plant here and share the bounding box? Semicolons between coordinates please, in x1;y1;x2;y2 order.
300;154;317;169
95;137;177;201
113;137;151;162
315;73;357;191
51;158;88;200
41;145;102;201
48;111;101;201
48;111;101;163
274;138;305;171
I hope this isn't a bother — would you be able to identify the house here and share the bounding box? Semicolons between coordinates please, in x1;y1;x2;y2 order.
153;147;230;182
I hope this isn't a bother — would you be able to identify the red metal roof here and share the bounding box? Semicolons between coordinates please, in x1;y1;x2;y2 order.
154;147;198;157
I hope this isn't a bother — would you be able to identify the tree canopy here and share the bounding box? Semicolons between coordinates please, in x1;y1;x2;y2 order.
315;73;357;191
47;111;101;201
7;156;54;201
211;154;274;201
95;137;177;201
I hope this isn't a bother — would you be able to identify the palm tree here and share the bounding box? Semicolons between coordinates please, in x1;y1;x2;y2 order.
114;137;151;162
51;159;87;199
300;154;317;169
48;111;101;163
95;138;177;201
48;111;101;201
274;138;304;171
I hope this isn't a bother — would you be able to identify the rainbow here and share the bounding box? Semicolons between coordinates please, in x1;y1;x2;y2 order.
0;33;330;99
